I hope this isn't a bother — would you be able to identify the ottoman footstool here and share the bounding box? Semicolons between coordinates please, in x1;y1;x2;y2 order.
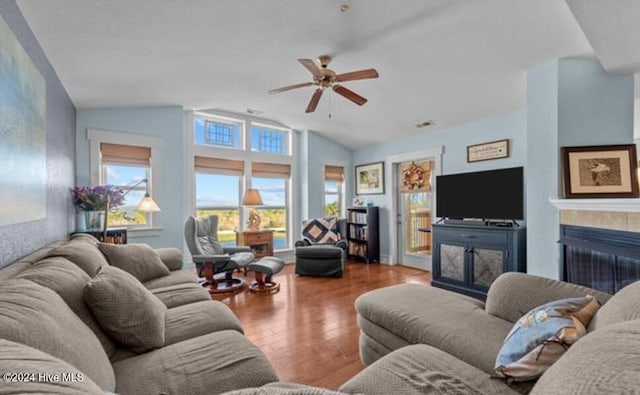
247;257;286;294
295;245;344;277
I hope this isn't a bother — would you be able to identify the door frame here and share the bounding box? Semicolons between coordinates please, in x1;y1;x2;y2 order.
386;146;443;266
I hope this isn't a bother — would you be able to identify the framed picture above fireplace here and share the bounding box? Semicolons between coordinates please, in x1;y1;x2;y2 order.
562;144;639;199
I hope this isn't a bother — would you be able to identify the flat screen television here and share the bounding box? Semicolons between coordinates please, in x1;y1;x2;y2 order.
436;167;524;220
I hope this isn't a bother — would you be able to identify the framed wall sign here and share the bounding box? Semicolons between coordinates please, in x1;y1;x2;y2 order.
467;139;509;163
562;144;639;199
355;161;385;195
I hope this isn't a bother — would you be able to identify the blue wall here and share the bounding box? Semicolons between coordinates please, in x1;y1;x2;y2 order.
0;1;76;267
526;59;634;279
300;130;353;220
353;110;527;261
76;106;187;251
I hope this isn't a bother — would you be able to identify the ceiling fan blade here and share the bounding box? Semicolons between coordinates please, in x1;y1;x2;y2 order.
335;68;379;82
333;84;368;106
298;58;323;77
268;82;314;94
306;89;323;113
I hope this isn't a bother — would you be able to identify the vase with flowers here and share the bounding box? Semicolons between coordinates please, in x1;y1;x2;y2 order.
72;185;125;231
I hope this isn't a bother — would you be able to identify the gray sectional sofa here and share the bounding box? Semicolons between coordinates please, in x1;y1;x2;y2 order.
2;235;640;395
351;272;640;394
0;234;279;395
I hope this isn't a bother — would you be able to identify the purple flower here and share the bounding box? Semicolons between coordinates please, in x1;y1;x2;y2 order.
71;185;125;211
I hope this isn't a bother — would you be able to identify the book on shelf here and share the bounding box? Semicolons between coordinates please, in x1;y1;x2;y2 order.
349;224;368;240
348;242;368;257
348;211;368;224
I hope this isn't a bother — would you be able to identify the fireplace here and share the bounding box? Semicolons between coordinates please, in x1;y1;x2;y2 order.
559;224;640;293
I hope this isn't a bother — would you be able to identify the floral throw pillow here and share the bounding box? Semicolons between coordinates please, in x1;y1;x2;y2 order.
494;295;600;382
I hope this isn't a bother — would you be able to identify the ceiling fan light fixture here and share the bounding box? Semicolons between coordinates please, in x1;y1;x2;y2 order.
340;4;350;12
269;55;379;113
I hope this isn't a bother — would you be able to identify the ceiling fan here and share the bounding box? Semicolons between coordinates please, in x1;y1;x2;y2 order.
268;55;379;113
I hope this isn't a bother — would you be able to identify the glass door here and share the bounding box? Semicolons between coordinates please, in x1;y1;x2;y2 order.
397;160;433;270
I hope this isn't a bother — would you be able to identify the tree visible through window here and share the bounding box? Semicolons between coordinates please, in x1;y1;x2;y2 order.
103;164;149;227
195;172;241;247
252;176;289;249
324;165;344;217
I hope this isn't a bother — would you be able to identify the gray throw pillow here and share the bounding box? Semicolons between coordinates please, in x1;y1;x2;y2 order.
98;242;170;282
84;266;167;353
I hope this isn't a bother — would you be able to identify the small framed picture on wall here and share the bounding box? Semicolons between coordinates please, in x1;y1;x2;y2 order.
355;162;385;195
562;144;639;198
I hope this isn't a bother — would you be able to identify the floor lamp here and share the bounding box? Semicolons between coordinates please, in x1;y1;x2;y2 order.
103;178;161;240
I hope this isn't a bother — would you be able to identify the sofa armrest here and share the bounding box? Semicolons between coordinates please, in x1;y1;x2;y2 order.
154;247;184;271
335;239;348;251
485;272;612;323
192;254;230;264
294;239;311;247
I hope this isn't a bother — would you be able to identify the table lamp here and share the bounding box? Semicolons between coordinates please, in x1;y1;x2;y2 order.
242;188;263;231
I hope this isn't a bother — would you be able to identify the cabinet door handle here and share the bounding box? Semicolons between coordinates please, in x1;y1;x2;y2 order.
460;234;476;238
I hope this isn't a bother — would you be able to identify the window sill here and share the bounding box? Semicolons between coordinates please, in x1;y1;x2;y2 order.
127;227;163;238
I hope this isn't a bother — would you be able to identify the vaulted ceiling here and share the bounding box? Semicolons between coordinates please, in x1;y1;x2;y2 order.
16;0;618;148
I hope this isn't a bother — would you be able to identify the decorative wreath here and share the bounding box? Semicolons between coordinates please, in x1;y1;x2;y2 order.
402;162;427;191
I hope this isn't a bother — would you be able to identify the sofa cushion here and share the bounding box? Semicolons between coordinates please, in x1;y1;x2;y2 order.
486;272;610;324
495;295;600;381
49;239;109;277
0;279;115;391
340;344;522;395
155;247;184;271
0;339;105;395
98;242;170;282
165;300;244;346
223;383;347;395
15;257;117;358
151;282;211;308
143;268;198;289
355;284;513;373
113;330;279;395
588;280;640;332
302;217;341;244
531;319;640;395
85;265;167;353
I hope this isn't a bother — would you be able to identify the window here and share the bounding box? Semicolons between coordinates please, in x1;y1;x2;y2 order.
250;124;290;155
195;117;242;149
324;165;344;217
194;156;244;247
190;112;295;252
252;162;290;250
100;143;152;227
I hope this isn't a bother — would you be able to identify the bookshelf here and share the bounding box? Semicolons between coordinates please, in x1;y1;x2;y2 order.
346;206;380;263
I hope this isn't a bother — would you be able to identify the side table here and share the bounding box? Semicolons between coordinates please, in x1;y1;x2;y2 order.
235;229;274;258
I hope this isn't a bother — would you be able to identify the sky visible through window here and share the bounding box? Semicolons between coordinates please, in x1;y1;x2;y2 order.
105;165;146;210
195;173;285;208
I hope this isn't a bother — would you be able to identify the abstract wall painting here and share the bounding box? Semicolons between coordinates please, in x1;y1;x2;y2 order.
0;14;46;226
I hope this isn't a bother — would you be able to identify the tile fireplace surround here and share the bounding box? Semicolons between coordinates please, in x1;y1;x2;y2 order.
550;198;640;293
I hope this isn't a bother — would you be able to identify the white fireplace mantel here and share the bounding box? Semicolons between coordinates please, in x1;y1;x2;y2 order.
549;198;640;213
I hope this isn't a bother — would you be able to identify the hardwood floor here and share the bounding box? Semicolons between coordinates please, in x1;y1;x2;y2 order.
213;261;430;389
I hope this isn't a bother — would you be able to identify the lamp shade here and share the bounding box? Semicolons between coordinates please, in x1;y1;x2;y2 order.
136;194;161;212
242;188;263;206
